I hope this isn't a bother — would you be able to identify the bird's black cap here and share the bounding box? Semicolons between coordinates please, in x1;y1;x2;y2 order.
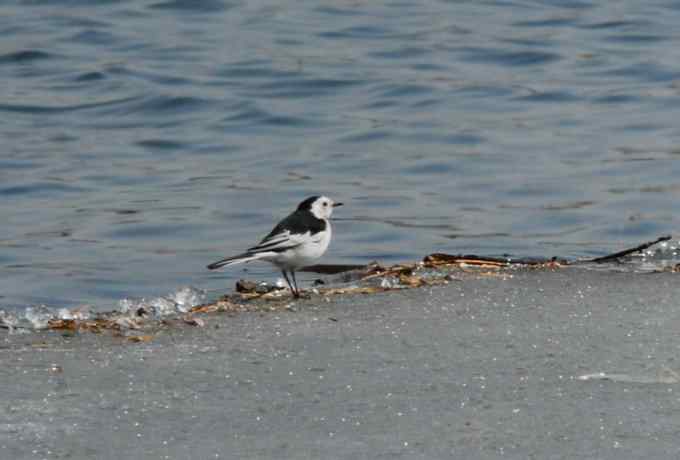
297;196;320;211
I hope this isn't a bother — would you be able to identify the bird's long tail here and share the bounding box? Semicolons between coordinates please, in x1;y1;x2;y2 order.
206;252;262;270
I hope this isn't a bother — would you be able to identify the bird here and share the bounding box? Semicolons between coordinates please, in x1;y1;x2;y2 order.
207;195;343;298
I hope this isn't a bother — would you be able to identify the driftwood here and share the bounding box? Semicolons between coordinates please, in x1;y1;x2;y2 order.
423;253;566;267
294;235;674;278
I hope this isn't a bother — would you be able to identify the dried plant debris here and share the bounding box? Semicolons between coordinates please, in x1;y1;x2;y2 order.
206;234;675;304
127;335;154;343
424;254;510;268
316;286;386;296
423;253;567;269
1;234;671;338
188;299;246;314
46;316;145;334
183;316;206;327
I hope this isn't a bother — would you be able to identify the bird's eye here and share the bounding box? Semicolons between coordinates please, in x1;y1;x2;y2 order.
323;202;328;207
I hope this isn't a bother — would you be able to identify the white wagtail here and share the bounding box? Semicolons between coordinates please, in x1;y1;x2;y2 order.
207;195;343;298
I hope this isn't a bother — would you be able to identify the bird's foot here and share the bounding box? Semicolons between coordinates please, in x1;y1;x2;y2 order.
291;290;311;300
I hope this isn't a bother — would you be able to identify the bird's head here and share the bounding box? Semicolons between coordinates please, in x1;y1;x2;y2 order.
298;195;343;219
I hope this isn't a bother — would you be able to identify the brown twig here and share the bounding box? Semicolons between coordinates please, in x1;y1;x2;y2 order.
360;264;415;281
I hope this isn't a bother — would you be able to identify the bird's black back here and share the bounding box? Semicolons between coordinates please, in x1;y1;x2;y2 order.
261;208;326;243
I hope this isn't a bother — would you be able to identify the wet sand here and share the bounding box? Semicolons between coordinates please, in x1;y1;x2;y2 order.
2;267;680;459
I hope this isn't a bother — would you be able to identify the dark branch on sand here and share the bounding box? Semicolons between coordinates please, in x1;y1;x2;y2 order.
299;264;367;274
586;235;672;264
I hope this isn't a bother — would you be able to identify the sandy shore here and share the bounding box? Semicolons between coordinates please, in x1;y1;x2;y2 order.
2;267;680;459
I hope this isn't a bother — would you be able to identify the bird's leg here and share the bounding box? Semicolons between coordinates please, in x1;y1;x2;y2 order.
291;270;300;298
281;270;298;298
281;269;292;292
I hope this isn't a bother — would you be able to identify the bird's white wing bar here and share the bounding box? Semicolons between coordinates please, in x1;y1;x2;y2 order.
247;230;312;254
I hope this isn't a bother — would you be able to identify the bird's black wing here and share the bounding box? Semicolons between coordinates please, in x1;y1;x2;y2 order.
247;210;327;254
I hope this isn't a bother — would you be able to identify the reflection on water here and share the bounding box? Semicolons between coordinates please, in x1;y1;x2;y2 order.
1;0;680;311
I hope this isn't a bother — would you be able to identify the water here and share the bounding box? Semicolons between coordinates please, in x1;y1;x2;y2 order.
2;0;680;313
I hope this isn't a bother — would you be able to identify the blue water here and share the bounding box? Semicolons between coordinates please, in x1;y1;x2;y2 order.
2;0;680;311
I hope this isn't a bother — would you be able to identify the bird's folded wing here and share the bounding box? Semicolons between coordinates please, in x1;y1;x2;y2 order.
247;230;309;253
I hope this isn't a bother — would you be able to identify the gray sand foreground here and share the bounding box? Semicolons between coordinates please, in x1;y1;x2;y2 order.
2;267;680;460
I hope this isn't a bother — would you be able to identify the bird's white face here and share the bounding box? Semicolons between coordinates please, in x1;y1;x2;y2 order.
310;196;341;220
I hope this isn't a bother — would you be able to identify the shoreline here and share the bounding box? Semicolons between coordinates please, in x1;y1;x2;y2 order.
1;234;675;335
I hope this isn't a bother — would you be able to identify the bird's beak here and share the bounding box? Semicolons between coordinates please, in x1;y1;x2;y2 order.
333;202;344;207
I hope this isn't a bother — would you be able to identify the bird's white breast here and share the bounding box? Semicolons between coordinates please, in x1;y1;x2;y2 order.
299;220;331;260
269;220;331;270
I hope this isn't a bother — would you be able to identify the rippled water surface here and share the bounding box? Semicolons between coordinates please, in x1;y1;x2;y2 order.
2;0;680;311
